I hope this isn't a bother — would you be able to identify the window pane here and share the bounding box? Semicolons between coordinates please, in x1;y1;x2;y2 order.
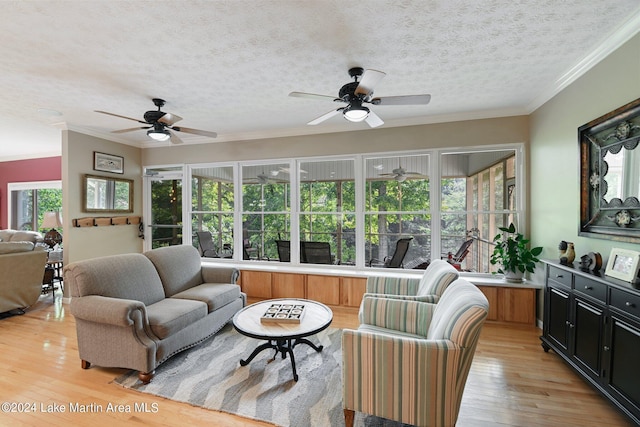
244;213;290;261
242;164;290;212
151;178;182;248
192;166;234;211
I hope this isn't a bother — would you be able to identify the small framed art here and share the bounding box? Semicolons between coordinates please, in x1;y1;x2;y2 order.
605;248;640;283
94;152;124;174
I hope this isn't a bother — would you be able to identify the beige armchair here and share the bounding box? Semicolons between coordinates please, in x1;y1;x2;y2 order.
343;278;489;427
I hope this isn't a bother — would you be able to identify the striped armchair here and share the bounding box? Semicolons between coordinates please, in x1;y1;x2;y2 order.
359;260;459;323
343;279;489;427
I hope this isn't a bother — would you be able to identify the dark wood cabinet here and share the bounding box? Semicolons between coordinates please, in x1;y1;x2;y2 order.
541;261;640;425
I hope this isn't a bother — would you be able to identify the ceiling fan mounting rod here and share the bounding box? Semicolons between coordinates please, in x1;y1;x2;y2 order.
348;67;364;81
152;98;166;109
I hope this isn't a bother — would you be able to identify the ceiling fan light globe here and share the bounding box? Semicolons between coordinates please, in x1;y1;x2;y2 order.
343;105;370;122
147;129;170;141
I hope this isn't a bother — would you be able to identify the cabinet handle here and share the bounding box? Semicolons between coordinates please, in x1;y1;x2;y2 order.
625;301;636;308
555;274;564;278
584;286;593;290
604;346;610;352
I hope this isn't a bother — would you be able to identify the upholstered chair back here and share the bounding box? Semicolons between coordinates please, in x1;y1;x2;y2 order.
145;245;204;297
66;254;165;306
417;259;459;297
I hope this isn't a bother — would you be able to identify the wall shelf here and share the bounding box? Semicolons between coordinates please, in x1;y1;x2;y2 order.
73;216;141;227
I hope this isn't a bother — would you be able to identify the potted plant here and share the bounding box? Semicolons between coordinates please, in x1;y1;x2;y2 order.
490;223;543;282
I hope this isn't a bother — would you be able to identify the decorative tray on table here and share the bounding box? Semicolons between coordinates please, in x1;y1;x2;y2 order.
260;303;305;324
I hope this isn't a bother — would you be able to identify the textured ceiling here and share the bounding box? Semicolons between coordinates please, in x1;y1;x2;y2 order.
1;0;640;161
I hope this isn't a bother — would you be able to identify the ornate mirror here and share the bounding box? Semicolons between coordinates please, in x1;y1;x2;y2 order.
579;97;640;242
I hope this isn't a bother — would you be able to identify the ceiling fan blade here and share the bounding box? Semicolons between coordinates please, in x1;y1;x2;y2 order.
111;126;151;134
289;91;341;102
167;129;184;145
365;110;384;128
95;110;147;124
172;126;217;138
371;94;431;106
308;108;342;125
355;69;386;96
158;112;183;126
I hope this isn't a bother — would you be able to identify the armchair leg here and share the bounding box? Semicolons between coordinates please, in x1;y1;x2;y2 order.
138;371;155;384
344;409;355;427
81;360;90;369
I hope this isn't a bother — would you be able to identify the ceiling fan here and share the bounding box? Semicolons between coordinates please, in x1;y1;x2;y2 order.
289;67;431;128
95;98;217;144
379;161;426;182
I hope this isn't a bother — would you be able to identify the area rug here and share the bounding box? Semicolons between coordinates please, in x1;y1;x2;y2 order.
114;323;407;426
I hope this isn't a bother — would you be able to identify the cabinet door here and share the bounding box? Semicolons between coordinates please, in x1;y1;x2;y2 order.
272;272;305;299
546;285;571;352
340;277;366;307
240;270;272;298
607;316;640;420
307;275;340;305
572;297;604;378
500;287;536;324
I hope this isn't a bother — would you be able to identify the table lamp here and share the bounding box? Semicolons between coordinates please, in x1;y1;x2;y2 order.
41;211;63;248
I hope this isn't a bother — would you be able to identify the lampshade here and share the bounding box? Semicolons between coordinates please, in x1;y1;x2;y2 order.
41;211;63;229
147;128;171;141
343;103;370;122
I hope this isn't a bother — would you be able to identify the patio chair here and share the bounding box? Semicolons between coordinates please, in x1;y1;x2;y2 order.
301;241;334;264
442;238;473;269
368;236;413;268
196;231;219;258
275;240;291;262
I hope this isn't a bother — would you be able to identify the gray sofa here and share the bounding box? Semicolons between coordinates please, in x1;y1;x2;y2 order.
66;245;245;383
0;242;48;314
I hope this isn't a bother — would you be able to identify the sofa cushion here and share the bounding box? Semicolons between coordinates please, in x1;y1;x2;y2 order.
0;230;43;243
65;254;166;306
171;283;241;313
0;241;34;254
146;298;208;340
144;245;204;297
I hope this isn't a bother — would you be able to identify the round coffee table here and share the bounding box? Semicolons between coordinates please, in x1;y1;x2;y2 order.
232;298;333;381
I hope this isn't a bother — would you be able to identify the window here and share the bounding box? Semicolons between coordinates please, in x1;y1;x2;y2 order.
365;154;430;268
242;163;290;261
145;145;523;273
440;150;518;273
8;181;62;232
191;165;234;254
299;159;356;265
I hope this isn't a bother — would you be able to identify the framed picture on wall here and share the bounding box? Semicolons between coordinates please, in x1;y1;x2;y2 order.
94;152;124;174
605;248;640;283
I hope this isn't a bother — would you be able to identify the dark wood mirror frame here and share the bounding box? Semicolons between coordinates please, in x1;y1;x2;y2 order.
579;97;640;242
83;174;134;213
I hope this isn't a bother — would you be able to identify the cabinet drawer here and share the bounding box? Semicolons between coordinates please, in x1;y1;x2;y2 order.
610;288;640;320
548;266;572;288
574;276;607;303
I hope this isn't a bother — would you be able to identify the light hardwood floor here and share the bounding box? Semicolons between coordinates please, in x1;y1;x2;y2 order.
0;291;635;427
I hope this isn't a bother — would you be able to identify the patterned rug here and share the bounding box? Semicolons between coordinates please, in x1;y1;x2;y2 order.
114;323;340;425
115;323;407;427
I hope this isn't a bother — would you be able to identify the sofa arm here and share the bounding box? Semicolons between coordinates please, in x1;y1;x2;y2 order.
365;276;420;295
201;265;239;284
70;295;148;328
342;329;462;426
360;296;435;337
